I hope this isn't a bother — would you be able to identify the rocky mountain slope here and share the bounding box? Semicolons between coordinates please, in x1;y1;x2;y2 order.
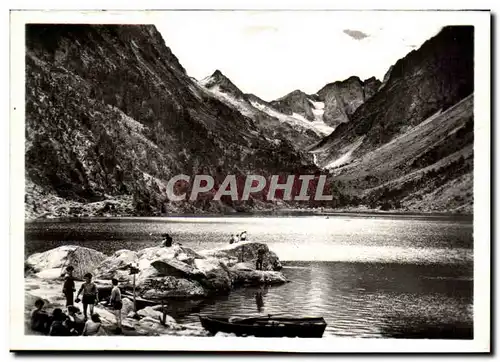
25;24;321;219
268;75;381;131
24;24;474;217
198;70;333;149
270;89;318;121
310;26;474;213
316;76;381;127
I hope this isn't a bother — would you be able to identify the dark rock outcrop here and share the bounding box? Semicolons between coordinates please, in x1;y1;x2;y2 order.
270;90;316;121
363;76;382;100
378;65;394;91
316;76;381;127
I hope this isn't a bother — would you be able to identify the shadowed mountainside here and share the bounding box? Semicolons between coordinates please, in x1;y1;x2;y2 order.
25;24;321;219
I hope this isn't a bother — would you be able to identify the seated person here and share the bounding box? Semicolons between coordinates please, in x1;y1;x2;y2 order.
161;233;173;247
30;299;50;334
82;313;102;336
66;306;86;335
48;308;70;336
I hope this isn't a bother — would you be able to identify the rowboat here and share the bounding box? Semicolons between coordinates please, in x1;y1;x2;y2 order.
199;315;327;338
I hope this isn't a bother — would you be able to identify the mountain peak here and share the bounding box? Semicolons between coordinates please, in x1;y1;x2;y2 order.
211;69;225;78
274;89;308;102
269;89;316;121
363;76;381;84
200;69;246;99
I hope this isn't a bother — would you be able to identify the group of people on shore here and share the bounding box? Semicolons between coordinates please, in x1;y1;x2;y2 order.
229;230;247;244
228;231;265;270
30;266;123;336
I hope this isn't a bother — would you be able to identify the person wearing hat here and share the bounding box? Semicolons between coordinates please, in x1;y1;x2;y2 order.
62;265;76;307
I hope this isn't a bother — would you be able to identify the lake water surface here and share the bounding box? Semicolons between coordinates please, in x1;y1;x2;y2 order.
25;215;473;338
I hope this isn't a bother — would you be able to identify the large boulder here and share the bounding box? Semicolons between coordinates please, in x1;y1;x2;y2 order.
124;316;209;336
93;249;138;282
193;258;232;292
121;297;135;316
229;265;288;286
26;246;107;280
93;244;205;286
137;306;176;325
92;245;216;299
201;242;282;271
138;276;207;299
137;245;204;268
132;317;179;335
150;258;204;279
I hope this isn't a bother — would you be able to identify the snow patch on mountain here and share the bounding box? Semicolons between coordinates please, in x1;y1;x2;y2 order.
309;100;325;123
250;100;333;136
205;85;255;118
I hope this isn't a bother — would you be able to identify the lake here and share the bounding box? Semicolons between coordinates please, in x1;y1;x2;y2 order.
24;214;473;338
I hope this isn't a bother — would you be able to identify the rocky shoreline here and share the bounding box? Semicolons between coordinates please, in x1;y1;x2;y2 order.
25;241;288;336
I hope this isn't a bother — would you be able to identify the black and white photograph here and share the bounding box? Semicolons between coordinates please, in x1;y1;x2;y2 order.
9;8;490;353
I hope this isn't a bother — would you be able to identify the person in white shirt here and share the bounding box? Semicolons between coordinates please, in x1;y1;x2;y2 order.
239;231;247;241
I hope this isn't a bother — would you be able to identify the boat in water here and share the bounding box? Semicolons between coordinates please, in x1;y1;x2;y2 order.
199;315;327;338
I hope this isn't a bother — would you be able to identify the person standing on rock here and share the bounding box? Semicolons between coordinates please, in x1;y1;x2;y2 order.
62;265;76;307
109;278;123;334
76;273;98;319
239;231;247;262
256;248;265;270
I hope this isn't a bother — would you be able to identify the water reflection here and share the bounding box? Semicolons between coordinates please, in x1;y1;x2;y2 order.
255;288;265;313
176;261;473;338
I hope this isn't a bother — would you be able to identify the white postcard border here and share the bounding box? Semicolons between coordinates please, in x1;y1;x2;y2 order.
9;8;491;353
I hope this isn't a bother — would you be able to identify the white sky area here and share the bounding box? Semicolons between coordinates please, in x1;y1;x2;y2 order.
156;11;457;101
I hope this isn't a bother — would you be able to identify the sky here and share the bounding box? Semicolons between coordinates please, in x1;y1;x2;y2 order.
156;11;455;101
